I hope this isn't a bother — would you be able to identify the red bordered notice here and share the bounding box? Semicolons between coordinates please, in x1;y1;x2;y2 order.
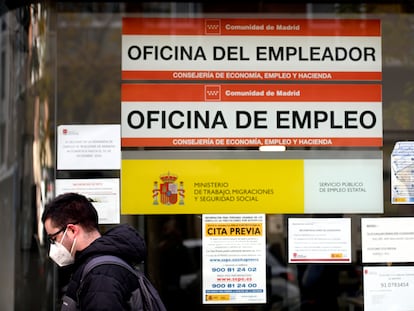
122;18;381;81
288;218;352;263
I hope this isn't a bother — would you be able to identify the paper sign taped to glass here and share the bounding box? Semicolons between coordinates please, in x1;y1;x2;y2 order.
391;141;414;204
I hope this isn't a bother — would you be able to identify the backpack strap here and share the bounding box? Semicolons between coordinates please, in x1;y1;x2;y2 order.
81;255;136;282
79;255;167;311
77;255;138;309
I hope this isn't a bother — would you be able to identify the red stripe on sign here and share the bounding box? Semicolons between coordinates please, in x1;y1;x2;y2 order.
122;18;381;36
220;84;382;102
121;84;206;102
121;137;383;148
123;18;206;35
290;258;351;262
328;138;383;147
121;84;382;102
122;70;382;81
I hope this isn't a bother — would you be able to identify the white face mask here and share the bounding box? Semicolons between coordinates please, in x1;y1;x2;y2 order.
49;228;77;267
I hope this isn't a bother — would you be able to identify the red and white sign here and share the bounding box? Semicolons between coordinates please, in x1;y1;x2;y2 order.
122;18;381;81
121;84;382;148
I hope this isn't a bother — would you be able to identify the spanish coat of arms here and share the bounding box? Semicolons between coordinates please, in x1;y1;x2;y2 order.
153;172;185;205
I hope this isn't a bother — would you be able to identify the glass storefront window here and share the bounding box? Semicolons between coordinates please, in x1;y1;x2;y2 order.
1;2;414;311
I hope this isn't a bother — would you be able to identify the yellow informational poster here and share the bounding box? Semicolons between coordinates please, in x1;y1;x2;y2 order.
121;150;383;215
122;158;304;214
202;214;267;304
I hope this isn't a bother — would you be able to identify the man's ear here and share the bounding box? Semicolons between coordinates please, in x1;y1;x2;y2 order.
67;223;79;236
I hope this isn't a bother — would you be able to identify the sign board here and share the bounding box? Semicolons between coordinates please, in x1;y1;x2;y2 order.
361;217;414;263
56;124;121;224
57;124;121;170
55;178;120;224
391;141;414;204
121;84;382;148
288;218;351;263
202;214;266;304
364;266;414;311
122;18;381;81
121;150;383;215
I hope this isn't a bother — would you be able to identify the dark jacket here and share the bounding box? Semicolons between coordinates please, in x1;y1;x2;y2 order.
63;224;147;311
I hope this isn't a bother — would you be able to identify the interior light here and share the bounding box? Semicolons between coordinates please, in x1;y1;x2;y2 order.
259;145;286;152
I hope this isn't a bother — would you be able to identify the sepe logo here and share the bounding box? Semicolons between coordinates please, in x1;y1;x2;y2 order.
205;19;221;35
205;85;221;101
153;172;185;206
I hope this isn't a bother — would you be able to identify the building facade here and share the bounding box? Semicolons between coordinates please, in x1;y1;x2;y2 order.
1;1;414;310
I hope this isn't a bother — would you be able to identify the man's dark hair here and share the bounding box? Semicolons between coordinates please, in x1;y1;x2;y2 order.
42;192;99;232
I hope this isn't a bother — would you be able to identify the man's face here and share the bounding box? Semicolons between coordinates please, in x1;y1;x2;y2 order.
44;219;74;250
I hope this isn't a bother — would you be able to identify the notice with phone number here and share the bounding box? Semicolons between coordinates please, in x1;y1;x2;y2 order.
364;266;414;311
202;214;266;304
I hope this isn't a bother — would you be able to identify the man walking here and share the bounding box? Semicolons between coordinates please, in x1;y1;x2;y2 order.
42;192;147;310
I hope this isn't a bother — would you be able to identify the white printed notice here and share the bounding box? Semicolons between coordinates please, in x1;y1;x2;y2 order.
391;141;414;204
364;266;414;311
288;218;351;263
55;178;120;224
57;124;120;170
202;214;266;304
361;217;414;263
